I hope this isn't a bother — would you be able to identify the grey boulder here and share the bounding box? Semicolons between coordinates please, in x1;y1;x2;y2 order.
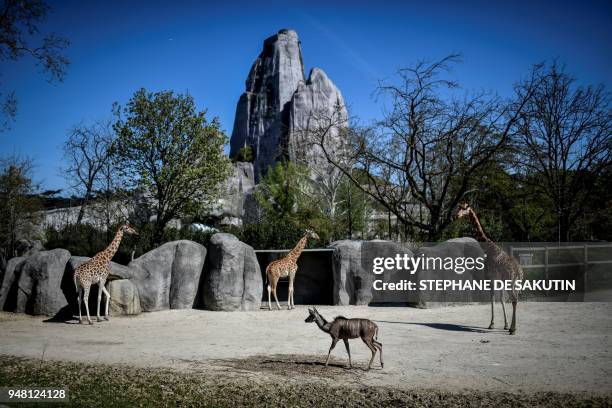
0;256;27;312
202;233;262;311
108;279;141;316
11;249;72;316
330;240;415;306
415;237;486;305
126;240;207;311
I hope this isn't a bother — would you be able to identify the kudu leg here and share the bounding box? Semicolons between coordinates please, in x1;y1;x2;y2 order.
373;339;384;368
362;337;377;371
343;339;352;368
325;338;339;366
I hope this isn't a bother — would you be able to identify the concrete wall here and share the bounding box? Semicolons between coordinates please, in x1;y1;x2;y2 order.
256;250;334;305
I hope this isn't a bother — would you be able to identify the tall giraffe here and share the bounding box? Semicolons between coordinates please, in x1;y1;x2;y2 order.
456;202;523;334
73;223;138;324
266;229;319;310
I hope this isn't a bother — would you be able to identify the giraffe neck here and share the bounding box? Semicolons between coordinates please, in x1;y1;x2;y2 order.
287;235;308;263
468;209;491;243
99;228;125;263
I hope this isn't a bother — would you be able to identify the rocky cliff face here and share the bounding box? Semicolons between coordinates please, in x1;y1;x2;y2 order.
230;29;347;180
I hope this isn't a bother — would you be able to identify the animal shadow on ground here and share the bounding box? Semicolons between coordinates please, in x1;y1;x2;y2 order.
375;320;498;333
217;354;366;378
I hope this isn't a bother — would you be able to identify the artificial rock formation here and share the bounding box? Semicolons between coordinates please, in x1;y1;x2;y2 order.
330;240;415;306
125;240;207;311
0;249;72;316
230;29;347;179
201;233;262;311
213;161;256;226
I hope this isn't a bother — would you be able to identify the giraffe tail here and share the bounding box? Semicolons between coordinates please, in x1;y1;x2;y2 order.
73;272;79;293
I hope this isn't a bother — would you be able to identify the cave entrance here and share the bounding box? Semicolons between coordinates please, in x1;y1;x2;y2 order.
255;248;335;306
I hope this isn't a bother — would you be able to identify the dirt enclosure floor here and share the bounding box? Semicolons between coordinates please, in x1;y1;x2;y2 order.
0;302;611;405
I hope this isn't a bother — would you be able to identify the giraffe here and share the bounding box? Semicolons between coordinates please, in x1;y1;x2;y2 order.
456;202;523;334
73;223;137;324
266;229;320;311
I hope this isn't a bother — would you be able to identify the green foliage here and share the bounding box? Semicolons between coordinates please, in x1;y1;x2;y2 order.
113;88;232;243
256;161;309;218
238;161;332;248
234;145;254;163
336;176;370;239
44;223;215;264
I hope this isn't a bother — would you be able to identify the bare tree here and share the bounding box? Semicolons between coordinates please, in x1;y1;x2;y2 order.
311;55;543;240
0;155;41;265
514;62;612;241
62;120;115;225
0;0;69;129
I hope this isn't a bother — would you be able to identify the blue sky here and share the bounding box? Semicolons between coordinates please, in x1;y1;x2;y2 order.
2;0;611;191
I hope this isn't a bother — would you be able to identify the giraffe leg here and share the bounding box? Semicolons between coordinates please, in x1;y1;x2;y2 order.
509;295;518;335
267;284;272;311
270;276;281;310
325;338;339;366
77;286;82;324
488;288;495;329
273;287;281;310
288;274;295;310
343;339;352;368
96;283;103;322
501;289;509;330
102;283;111;321
83;286;92;325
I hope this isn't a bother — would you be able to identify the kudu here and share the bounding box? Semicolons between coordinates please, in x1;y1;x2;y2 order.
305;307;383;370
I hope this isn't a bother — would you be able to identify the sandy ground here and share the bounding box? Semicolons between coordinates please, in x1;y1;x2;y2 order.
0;302;610;395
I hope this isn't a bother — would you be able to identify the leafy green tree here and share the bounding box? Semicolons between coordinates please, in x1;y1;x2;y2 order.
113;88;232;243
234;145;254;163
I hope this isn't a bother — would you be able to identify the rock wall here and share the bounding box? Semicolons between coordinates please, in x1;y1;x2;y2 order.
229;29;347;180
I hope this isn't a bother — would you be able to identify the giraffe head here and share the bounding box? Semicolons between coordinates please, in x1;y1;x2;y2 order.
455;201;472;219
120;223;138;235
305;228;320;240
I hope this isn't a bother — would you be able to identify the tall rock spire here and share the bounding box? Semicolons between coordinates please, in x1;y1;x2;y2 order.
230;29;348;181
230;29;305;179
